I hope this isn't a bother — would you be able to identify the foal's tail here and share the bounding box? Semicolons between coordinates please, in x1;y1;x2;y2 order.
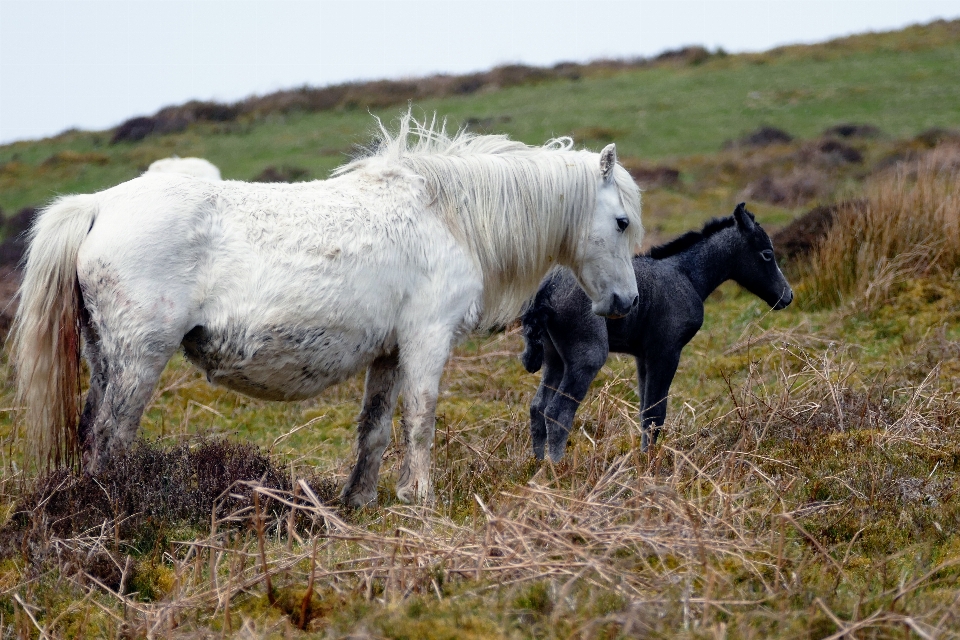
519;280;556;374
9;195;97;470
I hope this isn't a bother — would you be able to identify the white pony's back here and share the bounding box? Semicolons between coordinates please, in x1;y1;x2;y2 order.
147;156;222;181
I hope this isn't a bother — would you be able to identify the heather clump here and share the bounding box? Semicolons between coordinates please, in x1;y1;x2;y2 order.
2;439;292;552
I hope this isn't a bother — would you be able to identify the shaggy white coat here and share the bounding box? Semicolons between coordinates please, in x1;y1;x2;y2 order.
12;114;642;504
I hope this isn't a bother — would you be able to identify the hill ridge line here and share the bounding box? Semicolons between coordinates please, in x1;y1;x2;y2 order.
105;18;960;145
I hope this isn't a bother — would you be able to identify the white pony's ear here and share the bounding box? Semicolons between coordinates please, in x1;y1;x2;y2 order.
599;143;617;184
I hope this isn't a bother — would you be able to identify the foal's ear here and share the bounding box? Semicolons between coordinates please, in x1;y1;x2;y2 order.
599;143;617;184
733;202;756;231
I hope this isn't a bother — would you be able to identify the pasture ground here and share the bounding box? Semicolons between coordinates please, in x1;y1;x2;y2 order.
1;19;960;639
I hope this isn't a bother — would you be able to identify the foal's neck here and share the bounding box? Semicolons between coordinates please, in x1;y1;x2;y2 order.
674;228;739;301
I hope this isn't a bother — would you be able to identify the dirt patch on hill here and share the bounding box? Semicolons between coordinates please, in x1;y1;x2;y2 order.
770;200;866;262
741;170;830;207
111;101;242;143
823;123;882;139
815;139;863;164
0;265;19;339
771;205;837;262
252;165;312;183
725;126;794;149
0;207;33;339
622;161;681;189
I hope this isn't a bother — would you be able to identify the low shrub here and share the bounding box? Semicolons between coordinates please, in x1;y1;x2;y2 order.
252;165;311;183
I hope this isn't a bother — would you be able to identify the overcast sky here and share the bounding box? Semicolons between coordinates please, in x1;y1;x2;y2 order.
1;0;958;144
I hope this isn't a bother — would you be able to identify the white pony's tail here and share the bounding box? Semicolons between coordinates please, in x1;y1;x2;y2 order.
9;195;97;470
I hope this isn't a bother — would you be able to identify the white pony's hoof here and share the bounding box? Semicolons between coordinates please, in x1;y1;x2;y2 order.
396;481;435;505
340;487;377;508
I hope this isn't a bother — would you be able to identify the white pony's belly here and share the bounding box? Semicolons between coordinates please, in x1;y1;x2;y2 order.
181;321;388;401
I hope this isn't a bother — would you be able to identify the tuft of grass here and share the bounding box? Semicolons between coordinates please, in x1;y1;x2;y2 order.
801;149;960;309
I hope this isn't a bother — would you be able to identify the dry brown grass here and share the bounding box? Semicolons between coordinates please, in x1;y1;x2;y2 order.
800;152;960;310
4;327;960;637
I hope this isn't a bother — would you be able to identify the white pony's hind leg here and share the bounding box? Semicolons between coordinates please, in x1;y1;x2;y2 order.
79;270;196;471
78;312;107;467
340;351;401;507
84;329;182;470
94;345;178;462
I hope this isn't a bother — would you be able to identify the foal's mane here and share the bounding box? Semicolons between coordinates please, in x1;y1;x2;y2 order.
647;216;735;260
336;113;643;327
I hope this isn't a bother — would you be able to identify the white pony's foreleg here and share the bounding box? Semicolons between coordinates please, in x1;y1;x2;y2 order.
395;327;456;505
340;351;402;507
396;391;439;504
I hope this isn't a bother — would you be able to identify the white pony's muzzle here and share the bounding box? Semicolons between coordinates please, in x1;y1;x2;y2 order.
592;290;639;318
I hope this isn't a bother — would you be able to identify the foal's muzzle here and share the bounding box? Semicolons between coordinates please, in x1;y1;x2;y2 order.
772;288;794;310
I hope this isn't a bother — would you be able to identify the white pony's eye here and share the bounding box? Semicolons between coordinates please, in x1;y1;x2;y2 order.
616;217;629;232
761;250;774;262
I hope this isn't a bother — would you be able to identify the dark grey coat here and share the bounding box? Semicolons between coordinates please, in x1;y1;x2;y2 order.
521;203;793;461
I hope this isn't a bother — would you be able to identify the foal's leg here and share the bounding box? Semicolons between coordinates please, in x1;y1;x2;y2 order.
395;327;456;504
640;350;682;452
543;343;607;463
530;339;563;460
340;351;402;507
634;356;647;416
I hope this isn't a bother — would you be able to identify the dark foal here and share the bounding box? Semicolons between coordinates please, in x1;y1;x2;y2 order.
521;203;794;461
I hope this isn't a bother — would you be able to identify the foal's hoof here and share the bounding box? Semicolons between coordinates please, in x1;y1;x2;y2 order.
640;428;662;453
546;442;569;464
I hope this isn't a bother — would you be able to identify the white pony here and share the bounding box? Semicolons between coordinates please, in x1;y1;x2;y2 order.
147;156;222;181
12;114;642;505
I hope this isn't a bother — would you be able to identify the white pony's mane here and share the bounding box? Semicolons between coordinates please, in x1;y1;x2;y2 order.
336;114;643;327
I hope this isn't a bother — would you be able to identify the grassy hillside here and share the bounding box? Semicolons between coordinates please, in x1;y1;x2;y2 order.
1;19;959;214
1;19;960;640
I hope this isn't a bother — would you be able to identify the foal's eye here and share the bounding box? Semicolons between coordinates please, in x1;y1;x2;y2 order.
616;217;629;232
761;250;774;262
